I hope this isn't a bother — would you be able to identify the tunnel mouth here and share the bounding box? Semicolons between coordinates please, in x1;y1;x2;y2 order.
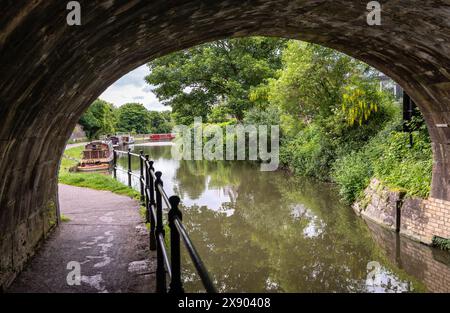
2;0;450;293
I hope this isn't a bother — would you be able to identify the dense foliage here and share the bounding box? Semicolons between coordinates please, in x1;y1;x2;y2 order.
148;110;174;134
115;103;152;134
332;117;432;203
79;99;116;139
78;100;173;138
268;42;432;202
146;37;287;124
248;41;431;203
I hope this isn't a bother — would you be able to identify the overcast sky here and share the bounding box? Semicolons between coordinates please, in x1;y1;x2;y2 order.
99;65;169;112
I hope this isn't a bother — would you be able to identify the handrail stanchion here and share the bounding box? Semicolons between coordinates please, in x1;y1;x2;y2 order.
155;171;167;293
168;196;184;294
139;150;144;202
127;148;132;187
146;155;156;251
144;156;150;224
113;149;117;179
148;160;156;206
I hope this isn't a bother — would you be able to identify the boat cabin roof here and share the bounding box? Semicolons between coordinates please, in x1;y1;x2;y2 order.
85;140;113;150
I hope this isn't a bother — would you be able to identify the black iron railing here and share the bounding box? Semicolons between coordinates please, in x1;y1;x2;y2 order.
113;148;216;293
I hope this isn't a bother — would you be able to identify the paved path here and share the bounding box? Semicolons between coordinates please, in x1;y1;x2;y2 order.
65;142;87;149
8;185;156;293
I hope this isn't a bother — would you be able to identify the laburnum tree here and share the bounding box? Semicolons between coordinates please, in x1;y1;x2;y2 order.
268;41;385;126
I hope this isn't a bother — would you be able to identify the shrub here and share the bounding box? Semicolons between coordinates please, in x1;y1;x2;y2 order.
332;151;373;203
331;118;432;203
280;123;335;179
432;236;450;251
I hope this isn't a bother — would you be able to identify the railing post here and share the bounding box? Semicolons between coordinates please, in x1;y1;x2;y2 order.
127;147;132;187
139;150;144;203
168;195;184;294
155;171;166;293
149;160;156;206
146;155;156;251
113;149;117;179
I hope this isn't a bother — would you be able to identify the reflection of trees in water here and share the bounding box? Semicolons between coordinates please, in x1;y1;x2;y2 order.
182;204;272;292
146;145;173;160
116;145;173;171
175;161;207;199
181;170;418;292
174;160;241;200
121;145;421;292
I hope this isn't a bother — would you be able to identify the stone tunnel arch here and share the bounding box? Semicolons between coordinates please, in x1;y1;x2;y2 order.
1;0;450;289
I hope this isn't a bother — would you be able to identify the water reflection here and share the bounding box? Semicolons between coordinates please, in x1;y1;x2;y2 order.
115;143;449;292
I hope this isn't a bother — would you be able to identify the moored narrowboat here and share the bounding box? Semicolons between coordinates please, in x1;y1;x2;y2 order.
107;135;120;146
149;133;176;141
120;134;135;145
77;140;114;172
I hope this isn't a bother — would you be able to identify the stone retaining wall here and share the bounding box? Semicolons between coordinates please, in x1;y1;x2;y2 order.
354;178;450;245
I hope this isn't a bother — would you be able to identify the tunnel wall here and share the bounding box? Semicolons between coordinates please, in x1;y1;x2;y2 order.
1;0;450;290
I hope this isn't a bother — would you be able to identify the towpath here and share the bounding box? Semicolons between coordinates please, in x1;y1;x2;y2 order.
8;184;156;293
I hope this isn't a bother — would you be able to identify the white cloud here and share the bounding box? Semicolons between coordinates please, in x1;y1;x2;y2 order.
99;65;170;112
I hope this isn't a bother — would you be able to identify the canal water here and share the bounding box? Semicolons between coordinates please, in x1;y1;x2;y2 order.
115;142;450;293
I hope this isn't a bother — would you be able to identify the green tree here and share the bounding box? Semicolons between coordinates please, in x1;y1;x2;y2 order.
116;103;151;134
148;110;174;133
264;41;398;180
146;37;286;124
268;41;380;124
79;99;116;139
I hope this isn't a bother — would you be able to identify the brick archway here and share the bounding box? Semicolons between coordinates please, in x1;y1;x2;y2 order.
1;1;449;288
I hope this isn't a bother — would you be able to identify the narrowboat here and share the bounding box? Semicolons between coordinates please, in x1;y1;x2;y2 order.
77;140;114;172
120;134;135;145
107;135;120;146
149;133;176;141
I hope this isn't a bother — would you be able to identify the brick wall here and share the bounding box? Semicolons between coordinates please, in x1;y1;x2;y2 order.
421;198;450;242
366;220;450;293
400;197;450;244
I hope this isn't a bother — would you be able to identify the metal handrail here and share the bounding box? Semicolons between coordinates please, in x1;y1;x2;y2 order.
149;168;171;209
130;172;140;179
158;233;172;279
174;218;217;293
112;148;216;293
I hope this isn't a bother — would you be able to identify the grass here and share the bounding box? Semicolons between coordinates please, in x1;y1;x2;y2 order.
59;146;140;200
60;214;71;222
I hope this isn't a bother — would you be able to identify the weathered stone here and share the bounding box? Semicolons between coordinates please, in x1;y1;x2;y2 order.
356;179;403;230
358;179;450;245
1;0;450;289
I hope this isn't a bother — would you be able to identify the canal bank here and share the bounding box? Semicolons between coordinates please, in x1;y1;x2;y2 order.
354;178;450;247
